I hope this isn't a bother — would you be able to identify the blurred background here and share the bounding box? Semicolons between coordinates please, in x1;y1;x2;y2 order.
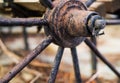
0;0;120;83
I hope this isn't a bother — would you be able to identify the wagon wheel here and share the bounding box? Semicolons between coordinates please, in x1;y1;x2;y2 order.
0;0;120;83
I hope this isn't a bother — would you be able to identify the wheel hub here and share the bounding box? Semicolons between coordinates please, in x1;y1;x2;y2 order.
44;0;105;47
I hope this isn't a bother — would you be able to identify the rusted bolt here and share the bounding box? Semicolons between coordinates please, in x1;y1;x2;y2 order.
95;20;106;29
87;15;106;36
44;0;105;47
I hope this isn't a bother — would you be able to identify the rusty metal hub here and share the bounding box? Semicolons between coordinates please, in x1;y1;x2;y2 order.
44;0;105;47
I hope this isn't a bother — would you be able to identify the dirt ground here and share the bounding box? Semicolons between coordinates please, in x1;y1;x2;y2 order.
0;25;120;83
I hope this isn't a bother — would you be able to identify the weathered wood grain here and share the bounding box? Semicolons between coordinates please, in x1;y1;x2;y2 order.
0;0;46;12
0;0;120;14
